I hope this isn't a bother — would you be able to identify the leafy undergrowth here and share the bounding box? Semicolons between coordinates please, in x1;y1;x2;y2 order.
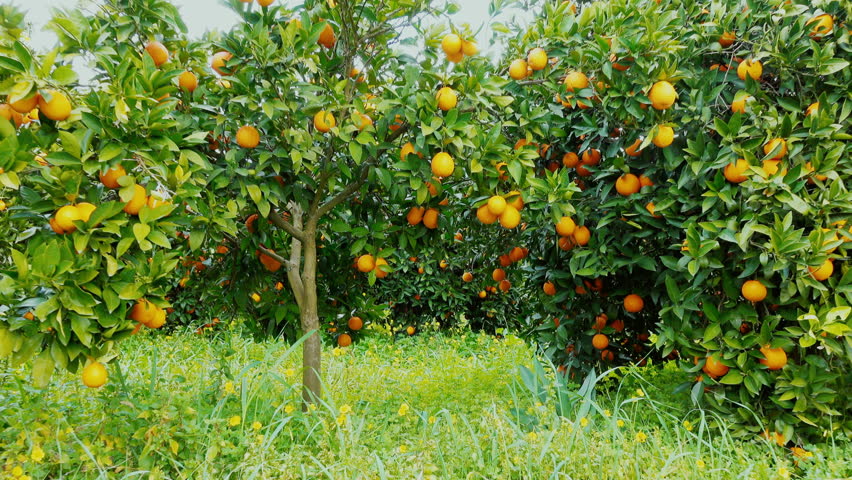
0;331;849;479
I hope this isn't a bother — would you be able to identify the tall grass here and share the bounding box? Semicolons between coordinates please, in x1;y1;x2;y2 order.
0;331;848;479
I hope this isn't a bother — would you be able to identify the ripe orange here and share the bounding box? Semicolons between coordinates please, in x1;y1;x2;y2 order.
652;125;674;148
763;138;787;160
82;361;108;388
99;165;126;189
257;0;274;6
178;71;198;92
645;202;661;218
130;300;158;326
236;126;260;148
808;259;833;281
624;294;644;313
406;326;416;336
506;191;524;210
354;113;373;131
649;81;676;110
374;257;389;278
624;139;643;157
615;173;640;196
348;316;363;331
498;205;521;228
581;149;600;165
759;345;787;370
318;23;336;49
38;90;72;121
731;94;751;113
461;40;478;56
431;152;455;178
147;308;166;329
762;160;784;177
556;216;576;236
601;349;615;362
562;152;579;168
487;195;507;216
592;334;609;350
462;272;473;282
508;59;529;80
76;202;96;223
741;280;767;302
337;333;352;347
145;41;169;66
314;110;336;133
638;174;654;188
702;355;729;378
123;184;148;215
527;47;548;71
718;31;736;47
423;208;439;229
559;236;575;252
441;34;462;55
407;206;425;225
492;268;506;282
8;93;39;114
436;87;457;111
611;319;625;332
724;159;750;183
737;59;762;81
357;255;375;273
499;279;511;292
543;281;556;296
806;14;833;39
476;205;498;224
400;142;417;161
55;205;81;233
563;71;589;92
211;51;233;75
259;252;282;272
573;225;590;246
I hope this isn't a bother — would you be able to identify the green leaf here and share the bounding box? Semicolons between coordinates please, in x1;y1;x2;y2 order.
0;55;24;73
10;249;28;278
719;370;743;385
247;184;263;206
51;65;78;85
99;143;123;162
71;316;93;347
704;323;721;342
818;59;849;75
132;223;151;243
349;142;363;164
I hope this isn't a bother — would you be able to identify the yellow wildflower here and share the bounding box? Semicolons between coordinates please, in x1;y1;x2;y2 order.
696;460;705;469
31;445;45;462
12;466;23;476
526;431;538;441
332;347;345;357
284;368;296;378
428;415;437;424
636;389;645;397
252;421;262;431
284;404;295;414
308;403;317;412
336;414;347;427
616;419;625;428
339;404;352;415
603;409;611;417
228;415;241;427
398;403;410;416
399;445;409;453
778;467;791;479
683;420;693;431
223;381;235;395
635;431;648;443
580;417;589;427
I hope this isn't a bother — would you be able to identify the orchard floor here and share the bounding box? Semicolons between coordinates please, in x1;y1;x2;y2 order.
0;331;849;480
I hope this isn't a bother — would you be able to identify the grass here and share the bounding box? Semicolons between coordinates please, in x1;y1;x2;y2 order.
0;330;849;479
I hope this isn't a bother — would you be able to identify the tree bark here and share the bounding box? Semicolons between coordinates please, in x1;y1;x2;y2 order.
299;229;321;405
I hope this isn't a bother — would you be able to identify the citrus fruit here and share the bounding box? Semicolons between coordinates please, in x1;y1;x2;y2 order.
741;280;767;302
431;152;455;177
623;294;644;312
236;126;260;148
145;41;169;66
314;110;336;133
82;361;108;388
648;81;676;110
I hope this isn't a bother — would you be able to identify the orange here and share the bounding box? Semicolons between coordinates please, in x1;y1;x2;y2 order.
611;319;625;332
741;280;767;302
211;51;233;75
646;202;661;218
724;159;750;183
737;59;762;81
55;205;81;233
314;110;336;133
573;225;590;245
82;361;108;388
423;208;439;229
462;40;478;56
259;252;282;272
257;0;274;6
805;102;819;117
718;31;736;47
487;195;507;216
99;165;126;189
436;87;457;111
8;93;38;113
556;216;576;236
806;14;833;39
145;41;169;66
762;159;785;178
615;173;640;196
562;152;579;168
130;299;159;326
147;308;166;328
563;71;589;92
406;326;415;336
581;149;600;165
601;349;615;362
354;113;373;131
178;71;198;92
492;268;507;282
477;205;498;224
498;205;521;229
431;152;455;177
638;174;654;187
357;254;375;273
506;191;524;210
702;355;729;378
624;294;644;313
400;142;417;161
543;281;556;296
731;94;751;113
441;34;462;55
497;279;510;292
374;257;389;278
624;139;643;157
38;90;72;121
527;48;548;71
236;126;260;148
348;316;363;331
592;334;609;350
76;202;96;223
652;125;674;148
147;195;168;209
462;272;473;282
808;259;833;281
763;138;787;160
508;59;528;80
123;184;148;215
318;23;336;49
406;206;425;225
759;345;787;370
337;333;352;347
649;81;676;110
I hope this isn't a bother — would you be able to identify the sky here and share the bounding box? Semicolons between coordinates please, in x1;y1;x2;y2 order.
10;0;532;55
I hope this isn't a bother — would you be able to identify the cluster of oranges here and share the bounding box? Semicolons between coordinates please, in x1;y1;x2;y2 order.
555;216;591;251
440;33;478;64
406;206;440;229
508;46;551;81
476;193;524;229
355;254;390;279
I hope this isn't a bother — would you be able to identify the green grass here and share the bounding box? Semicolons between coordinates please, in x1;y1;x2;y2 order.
0;331;849;479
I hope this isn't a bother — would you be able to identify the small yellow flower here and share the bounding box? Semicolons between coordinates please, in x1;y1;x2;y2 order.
603;409;611;417
252;421;262;431
223;381;235;395
339;404;352;415
580;417;589;427
616;419;625;428
398;445;409;453
636;389;645;397
777;467;791;479
228;415;241;427
284;405;295;414
12;466;23;476
696;459;705;469
284;368;296;378
635;431;648;443
30;445;45;462
336;414;347;427
308;403;317;411
20;476;32;480
332;347;345;357
526;431;538;441
398;403;410;416
428;415;437;424
683;420;693;431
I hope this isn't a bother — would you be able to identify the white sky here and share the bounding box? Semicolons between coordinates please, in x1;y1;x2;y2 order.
11;0;531;56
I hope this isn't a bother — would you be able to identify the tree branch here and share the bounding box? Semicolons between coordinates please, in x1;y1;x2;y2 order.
267;209;305;242
256;245;294;270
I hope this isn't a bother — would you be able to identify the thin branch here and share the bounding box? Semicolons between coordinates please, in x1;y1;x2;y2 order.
256;245;293;270
267;210;305;242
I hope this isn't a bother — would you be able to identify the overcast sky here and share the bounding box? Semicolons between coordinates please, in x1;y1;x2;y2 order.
11;0;532;56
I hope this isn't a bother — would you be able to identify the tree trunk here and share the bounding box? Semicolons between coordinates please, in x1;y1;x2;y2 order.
299;230;321;405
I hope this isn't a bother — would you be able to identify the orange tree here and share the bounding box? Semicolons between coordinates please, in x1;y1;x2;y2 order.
496;0;851;439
